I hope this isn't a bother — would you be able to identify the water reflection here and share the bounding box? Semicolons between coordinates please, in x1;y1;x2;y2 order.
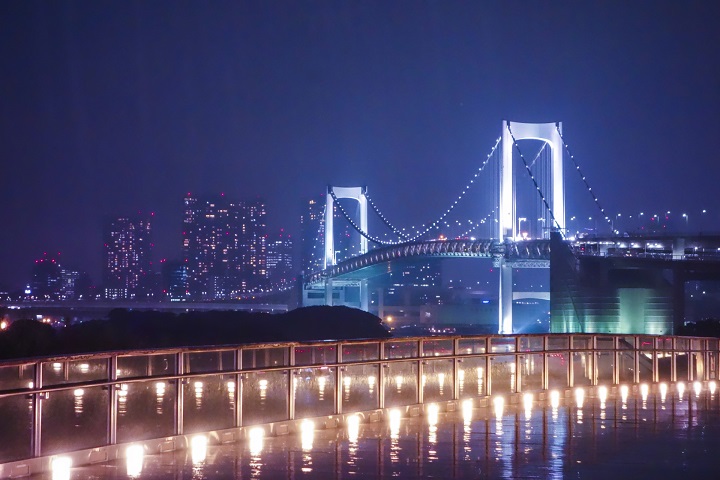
155;382;165;415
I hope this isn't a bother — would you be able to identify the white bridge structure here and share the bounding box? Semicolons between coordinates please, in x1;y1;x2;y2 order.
304;121;567;334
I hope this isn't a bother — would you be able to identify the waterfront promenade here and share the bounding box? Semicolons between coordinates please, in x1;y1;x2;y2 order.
1;333;718;478
34;385;720;479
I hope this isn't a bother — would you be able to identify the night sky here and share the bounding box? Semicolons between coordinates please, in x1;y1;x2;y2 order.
2;1;719;290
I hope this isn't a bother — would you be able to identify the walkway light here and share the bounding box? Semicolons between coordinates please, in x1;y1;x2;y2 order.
126;445;144;478
659;382;668;402
191;435;207;464
523;393;533;420
249;427;264;456
575;387;585;408
693;381;702;397
620;385;629;404
389;409;401;438
462;399;473;423
427;403;439;426
677;382;685;401
598;385;608;407
346;414;360;443
709;381;717;395
640;383;649;403
301;419;315;452
550;390;560;410
493;396;504;419
51;456;72;480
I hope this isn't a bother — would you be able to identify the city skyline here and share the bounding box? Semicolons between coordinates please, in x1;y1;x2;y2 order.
2;1;719;290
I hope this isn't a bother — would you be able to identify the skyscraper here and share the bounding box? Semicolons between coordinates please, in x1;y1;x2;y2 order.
31;253;62;299
266;230;294;286
103;215;152;299
182;194;268;299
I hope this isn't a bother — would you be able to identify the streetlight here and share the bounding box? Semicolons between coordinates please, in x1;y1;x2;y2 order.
682;213;688;230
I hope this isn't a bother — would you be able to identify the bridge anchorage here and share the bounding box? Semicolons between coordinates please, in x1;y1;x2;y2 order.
303;121;567;334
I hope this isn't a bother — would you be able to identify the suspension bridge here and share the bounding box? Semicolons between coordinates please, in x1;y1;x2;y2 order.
300;120;720;335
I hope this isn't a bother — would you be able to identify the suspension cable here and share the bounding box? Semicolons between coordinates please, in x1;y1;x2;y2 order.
506;123;562;232
364;136;502;243
329;189;395;245
555;125;615;233
364;191;410;240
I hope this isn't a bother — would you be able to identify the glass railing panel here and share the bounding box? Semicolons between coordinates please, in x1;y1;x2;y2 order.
691;339;704;351
42;358;108;386
676;352;690;381
657;337;673;351
547;352;569;389
638;336;655;351
519;354;543;391
384;361;418;407
708;339;719;353
617;350;635;383
657;351;672;381
183;374;236;434
422;359;454;403
116;379;175;443
41;386;108;455
294;367;336;419
572;352;592;386
547;337;569;351
709;352;718;380
117;354;176;379
519;336;543;352
342;343;379;363
596;336;615;350
0;363;34;391
341;364;379;413
619;336;636;350
457;338;486;355
294;345;337;366
458;357;485;399
675;338;689;352
638;351;654;383
185;350;235;373
489;355;516;394
422;339;453;357
242;370;288;426
0;395;32;462
596;352;614;384
242;347;289;369
490;337;515;353
384;340;418;360
571;336;592;350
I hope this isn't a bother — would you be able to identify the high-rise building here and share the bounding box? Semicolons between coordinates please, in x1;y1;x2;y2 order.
300;196;326;274
266;230;294;286
103;215;152;299
31;253;62;299
182;194;268;299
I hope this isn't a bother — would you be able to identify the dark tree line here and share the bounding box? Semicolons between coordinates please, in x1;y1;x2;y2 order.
0;306;390;360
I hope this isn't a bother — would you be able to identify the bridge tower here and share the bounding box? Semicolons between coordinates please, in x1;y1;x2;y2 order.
498;121;565;334
323;186;369;310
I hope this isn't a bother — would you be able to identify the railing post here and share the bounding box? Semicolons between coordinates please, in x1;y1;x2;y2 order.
515;336;522;393
613;336;619;385
634;336;641;385
336;343;343;415
652;337;659;384
671;338;677;383
176;352;184;435
418;340;424;405
591;335;598;386
235;348;242;428
454;339;460;400
542;336;549;391
32;361;42;457
379;342;385;410
108;355;118;445
567;339;574;389
289;346;296;421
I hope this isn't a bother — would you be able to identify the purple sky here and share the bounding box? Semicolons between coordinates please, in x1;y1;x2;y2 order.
1;1;719;289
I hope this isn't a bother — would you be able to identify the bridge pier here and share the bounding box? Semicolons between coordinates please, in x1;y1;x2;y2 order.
325;278;333;306
499;260;513;334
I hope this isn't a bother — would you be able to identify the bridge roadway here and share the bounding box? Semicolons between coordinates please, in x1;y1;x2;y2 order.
305;238;552;285
305;233;720;286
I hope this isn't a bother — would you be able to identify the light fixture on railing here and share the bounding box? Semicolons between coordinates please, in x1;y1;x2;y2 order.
126;445;144;478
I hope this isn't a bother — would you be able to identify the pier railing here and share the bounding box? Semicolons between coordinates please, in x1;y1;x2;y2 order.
0;333;718;475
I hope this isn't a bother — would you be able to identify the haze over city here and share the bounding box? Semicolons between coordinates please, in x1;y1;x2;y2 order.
2;0;719;290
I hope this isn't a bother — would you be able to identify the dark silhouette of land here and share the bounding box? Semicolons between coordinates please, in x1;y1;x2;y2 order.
0;306;390;360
